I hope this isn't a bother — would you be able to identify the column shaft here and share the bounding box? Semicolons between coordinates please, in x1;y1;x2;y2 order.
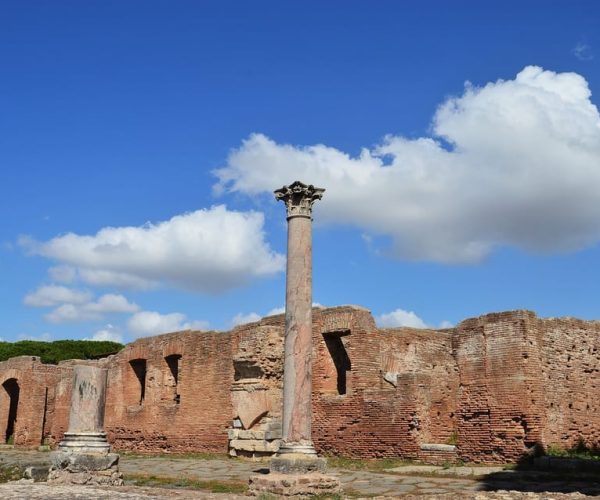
282;215;313;445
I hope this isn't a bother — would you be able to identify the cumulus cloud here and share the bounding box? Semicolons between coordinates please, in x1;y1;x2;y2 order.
45;294;139;323
21;205;284;292
376;309;453;329
24;285;92;307
86;324;124;343
127;311;209;338
48;265;78;283
215;66;600;263
231;312;262;327
376;309;429;328
234;303;325;326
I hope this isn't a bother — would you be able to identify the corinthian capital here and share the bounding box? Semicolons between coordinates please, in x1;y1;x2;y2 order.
274;181;325;219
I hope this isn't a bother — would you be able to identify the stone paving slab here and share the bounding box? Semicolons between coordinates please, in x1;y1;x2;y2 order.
0;482;245;499
1;450;600;498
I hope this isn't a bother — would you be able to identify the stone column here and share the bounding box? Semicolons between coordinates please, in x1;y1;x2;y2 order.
274;181;324;457
249;181;340;496
59;365;110;453
49;364;123;486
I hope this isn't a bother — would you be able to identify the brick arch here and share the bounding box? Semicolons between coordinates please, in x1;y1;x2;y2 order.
0;368;23;385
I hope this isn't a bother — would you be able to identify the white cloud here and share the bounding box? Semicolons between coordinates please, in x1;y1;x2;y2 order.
231;312;262;327
21;205;285;292
236;303;325;325
439;320;454;329
215;66;600;264
45;294;139;323
573;42;593;61
18;332;52;341
24;285;92;307
127;310;209;338
265;302;323;317
48;265;78;283
86;324;124;343
376;309;429;328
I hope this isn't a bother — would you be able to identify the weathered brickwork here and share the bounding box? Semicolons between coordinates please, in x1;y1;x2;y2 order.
538;317;600;449
453;311;546;463
0;356;66;447
1;307;599;464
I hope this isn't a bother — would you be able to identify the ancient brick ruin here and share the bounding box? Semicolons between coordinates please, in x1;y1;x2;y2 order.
1;306;598;464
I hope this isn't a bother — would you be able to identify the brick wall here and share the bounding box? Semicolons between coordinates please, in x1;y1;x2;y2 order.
0;356;65;447
104;329;241;453
538;317;600;449
1;307;599;464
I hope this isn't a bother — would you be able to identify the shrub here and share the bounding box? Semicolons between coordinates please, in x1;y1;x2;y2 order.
0;340;124;364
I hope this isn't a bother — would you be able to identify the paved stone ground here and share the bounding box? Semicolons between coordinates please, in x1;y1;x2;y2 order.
1;449;600;498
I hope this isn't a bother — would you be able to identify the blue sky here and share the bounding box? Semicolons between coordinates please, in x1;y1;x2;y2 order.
1;1;600;343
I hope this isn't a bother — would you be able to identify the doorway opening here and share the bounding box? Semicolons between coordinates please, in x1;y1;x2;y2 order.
3;378;20;444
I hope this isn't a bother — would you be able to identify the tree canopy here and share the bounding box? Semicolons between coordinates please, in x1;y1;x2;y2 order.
0;340;124;364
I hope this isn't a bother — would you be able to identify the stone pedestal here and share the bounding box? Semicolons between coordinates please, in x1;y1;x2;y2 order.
249;182;341;496
49;365;123;486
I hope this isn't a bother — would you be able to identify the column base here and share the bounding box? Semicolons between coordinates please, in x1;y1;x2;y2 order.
49;450;123;486
270;453;327;474
58;432;111;454
271;441;326;473
249;472;341;497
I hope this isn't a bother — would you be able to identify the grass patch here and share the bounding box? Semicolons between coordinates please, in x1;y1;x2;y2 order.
125;473;247;494
545;440;600;461
325;455;414;472
0;464;24;483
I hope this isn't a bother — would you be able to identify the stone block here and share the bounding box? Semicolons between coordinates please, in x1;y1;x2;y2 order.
235;429;267;440
252;472;340;496
50;451;119;472
229;439;280;452
248;472;341;497
420;443;457;452
265;430;282;440
24;466;49;482
47;468;123;486
270;453;327;474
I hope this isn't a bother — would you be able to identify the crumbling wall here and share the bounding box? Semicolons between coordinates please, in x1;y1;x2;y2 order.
539;317;600;450
380;326;459;462
0;356;64;447
228;321;285;457
453;311;545;463
104;329;241;453
1;306;599;464
311;306;459;460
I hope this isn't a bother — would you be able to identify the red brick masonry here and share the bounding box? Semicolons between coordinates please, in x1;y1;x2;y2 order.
1;307;598;464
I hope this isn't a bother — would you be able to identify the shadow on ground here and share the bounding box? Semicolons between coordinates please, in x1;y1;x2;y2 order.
478;446;600;496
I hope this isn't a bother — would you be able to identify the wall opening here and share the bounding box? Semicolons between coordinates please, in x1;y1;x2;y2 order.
2;378;20;444
165;354;182;404
129;359;147;405
323;331;351;395
41;387;49;445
